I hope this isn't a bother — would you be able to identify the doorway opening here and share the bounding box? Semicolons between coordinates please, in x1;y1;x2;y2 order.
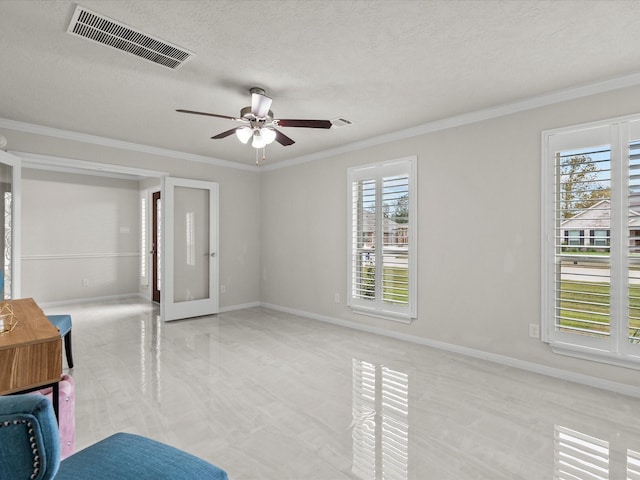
152;191;161;303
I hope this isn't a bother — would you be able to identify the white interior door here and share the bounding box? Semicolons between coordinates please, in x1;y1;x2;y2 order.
0;150;20;299
161;177;218;321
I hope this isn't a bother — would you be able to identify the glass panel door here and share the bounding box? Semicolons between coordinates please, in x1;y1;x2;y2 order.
162;177;218;321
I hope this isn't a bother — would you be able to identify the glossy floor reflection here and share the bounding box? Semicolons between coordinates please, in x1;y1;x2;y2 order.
45;298;640;479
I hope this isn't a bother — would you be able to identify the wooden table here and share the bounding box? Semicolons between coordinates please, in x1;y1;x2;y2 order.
0;298;62;416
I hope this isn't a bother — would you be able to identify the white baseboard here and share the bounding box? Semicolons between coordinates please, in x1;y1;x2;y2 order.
38;293;145;308
219;301;261;313
41;295;257;313
261;302;640;399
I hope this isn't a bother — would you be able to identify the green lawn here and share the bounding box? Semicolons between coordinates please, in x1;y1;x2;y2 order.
559;280;640;340
360;265;409;305
383;266;409;305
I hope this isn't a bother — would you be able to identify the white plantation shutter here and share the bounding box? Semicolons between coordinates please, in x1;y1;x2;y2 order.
348;157;417;322
553;144;612;341
351;178;377;301
382;175;410;307
628;139;640;345
543;116;640;366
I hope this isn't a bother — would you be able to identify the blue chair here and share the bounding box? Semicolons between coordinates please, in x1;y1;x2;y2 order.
0;395;229;480
46;315;73;369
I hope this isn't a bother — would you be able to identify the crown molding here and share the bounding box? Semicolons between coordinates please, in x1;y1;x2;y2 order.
0;118;259;172
4;70;640;174
262;71;640;171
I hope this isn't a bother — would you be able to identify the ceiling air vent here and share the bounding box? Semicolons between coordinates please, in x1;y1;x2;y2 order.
66;5;194;70
331;117;353;127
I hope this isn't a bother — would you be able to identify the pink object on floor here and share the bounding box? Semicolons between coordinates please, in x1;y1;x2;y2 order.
37;374;76;459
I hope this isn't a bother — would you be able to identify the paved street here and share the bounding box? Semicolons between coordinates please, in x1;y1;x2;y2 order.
561;266;640;284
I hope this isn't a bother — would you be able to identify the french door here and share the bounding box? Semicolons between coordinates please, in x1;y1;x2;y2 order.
161;177;219;321
0;151;20;299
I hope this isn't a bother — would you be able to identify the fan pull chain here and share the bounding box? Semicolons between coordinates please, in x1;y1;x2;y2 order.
255;147;266;166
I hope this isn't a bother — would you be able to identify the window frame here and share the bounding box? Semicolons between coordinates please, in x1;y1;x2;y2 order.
347;156;417;323
542;114;640;368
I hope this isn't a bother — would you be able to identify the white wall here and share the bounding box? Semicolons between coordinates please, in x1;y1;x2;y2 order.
260;83;640;390
21;169;140;303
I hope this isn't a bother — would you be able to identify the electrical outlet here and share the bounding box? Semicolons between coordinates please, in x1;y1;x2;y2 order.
529;323;540;339
220;285;226;294
334;293;340;303
82;278;89;287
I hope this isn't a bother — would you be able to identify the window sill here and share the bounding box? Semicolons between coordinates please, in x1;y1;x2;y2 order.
350;305;414;324
549;341;640;371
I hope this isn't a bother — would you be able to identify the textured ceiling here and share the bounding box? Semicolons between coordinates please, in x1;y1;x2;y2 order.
1;0;640;166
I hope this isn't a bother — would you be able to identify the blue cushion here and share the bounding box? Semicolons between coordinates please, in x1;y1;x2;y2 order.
46;314;72;336
0;395;61;480
56;432;229;480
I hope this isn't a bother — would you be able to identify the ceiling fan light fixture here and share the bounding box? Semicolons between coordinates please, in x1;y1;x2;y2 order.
261;128;276;145
235;127;253;144
177;87;333;154
252;130;266;149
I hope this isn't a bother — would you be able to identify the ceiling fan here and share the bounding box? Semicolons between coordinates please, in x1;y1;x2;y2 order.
176;87;333;149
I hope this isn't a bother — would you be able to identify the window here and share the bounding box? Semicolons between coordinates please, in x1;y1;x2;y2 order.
592;229;610;247
565;230;583;247
348;157;416;322
542;115;640;367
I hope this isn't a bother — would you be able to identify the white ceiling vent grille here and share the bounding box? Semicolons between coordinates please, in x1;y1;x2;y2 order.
67;5;194;70
331;117;353;127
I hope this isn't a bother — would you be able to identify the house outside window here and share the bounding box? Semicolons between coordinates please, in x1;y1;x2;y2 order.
348;157;417;322
542;114;640;367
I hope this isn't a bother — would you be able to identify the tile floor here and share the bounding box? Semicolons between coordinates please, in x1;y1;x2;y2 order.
45;298;640;479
